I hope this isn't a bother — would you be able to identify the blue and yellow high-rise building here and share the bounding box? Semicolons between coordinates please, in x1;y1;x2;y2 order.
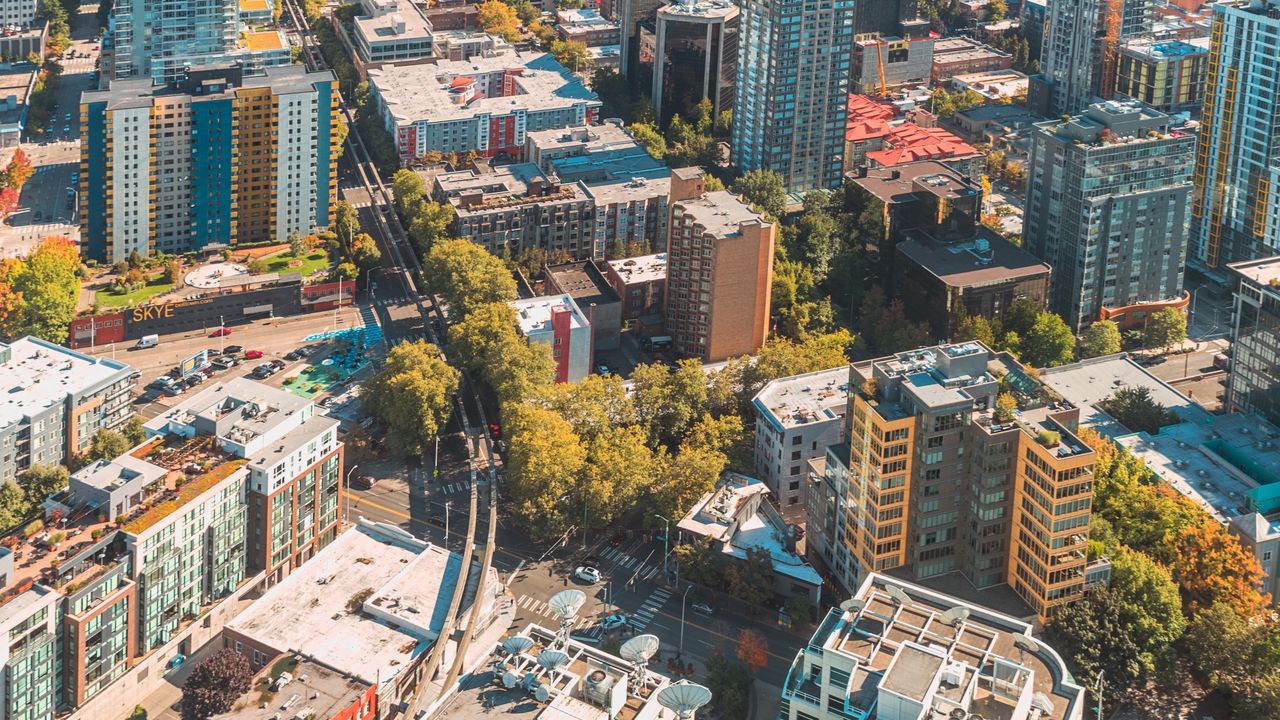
80;64;340;264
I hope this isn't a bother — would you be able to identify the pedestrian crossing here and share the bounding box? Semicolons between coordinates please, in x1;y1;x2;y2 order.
374;296;411;307
598;545;663;583
357;305;384;345
436;479;471;496
515;594;601;632
629;587;672;632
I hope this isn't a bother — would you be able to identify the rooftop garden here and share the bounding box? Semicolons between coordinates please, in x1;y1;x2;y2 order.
123;459;247;535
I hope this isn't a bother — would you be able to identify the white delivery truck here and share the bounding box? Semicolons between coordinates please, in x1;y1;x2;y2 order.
134;334;159;349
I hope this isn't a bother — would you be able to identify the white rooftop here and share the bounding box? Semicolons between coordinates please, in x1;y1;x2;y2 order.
1039;354;1202;436
354;0;433;43
0;337;135;432
606;253;667;285
675;190;768;238
144;377;312;451
369;51;600;126
510;294;590;336
1229;255;1280;288
225;521;470;687
753;367;849;432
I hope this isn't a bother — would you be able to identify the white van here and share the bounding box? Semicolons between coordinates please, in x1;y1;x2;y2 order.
134;334;159;349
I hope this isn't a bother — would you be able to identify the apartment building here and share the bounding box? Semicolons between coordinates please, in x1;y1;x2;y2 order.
108;0;289;82
930;35;1012;83
850;32;935;95
353;0;435;63
368;51;600;165
433;164;595;259
752;367;849;519
80;65;341;263
0;337;138;482
1034;0;1152;116
1190;0;1280;270
544;260;623;351
779;573;1086;720
665;168;773;361
845;342;1097;619
0;0;35;25
1024;100;1193;332
1114;36;1208;113
732;0;854;192
1226;257;1280;427
604;252;666;326
510;295;593;383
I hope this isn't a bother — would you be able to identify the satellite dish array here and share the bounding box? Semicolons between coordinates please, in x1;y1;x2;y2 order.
548;589;586;649
619;634;660;694
656;680;713;720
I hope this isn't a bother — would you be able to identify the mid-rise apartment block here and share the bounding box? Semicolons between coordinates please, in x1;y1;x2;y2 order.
353;0;435;63
1190;0;1280;270
1227;257;1280;427
80;65;341;263
368;51;600;165
732;0;854;192
0;579;60;720
0;337;138;482
779;573;1086;720
1034;0;1151;117
544;260;622;351
845;342;1097;619
665;168;773;361
930;35;1011;83
1024;101;1192;332
850;32;935;94
510;295;593;383
605;252;666;326
752;367;849;519
1114;36;1208;113
0;0;35;26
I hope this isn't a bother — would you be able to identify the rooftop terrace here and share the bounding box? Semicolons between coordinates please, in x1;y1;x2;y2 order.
213;656;371;720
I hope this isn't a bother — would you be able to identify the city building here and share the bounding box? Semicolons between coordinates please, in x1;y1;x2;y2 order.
510;294;593;383
778;573;1086;720
223;520;508;714
894;228;1051;338
1226;257;1280;427
677;473;823;605
604;252;666;330
430;29;510;61
422;3;478;32
665;168;773;361
434;163;595;258
947;69;1029;102
433;623;695;719
556;7;621;48
1114;36;1208;113
607;0;665;77
929;35;1012;83
0;337;138;481
80;65;341;263
648;0;738;123
853;0;915;35
1034;0;1156;116
368;51;601;165
803;443;857;594
0;579;61;720
752;367;849;519
732;0;854;192
0;0;35;25
850;32;935;95
544;260;623;351
846;342;1099;619
1190;0;1280;271
211;654;378;720
526;124;673;254
1024;100;1193;332
863;123;984;181
108;0;289;82
842;93;897;172
352;0;435;63
0;65;35;148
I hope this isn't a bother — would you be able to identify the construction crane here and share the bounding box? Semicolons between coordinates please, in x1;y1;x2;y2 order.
876;39;888;97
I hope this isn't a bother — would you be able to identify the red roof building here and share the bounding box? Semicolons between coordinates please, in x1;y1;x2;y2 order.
843;93;898;172
865;123;984;180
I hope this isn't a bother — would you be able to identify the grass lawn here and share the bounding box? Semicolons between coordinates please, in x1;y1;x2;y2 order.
97;275;175;308
263;250;330;277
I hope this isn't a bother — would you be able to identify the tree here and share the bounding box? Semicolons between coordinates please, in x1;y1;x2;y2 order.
549;39;591;72
735;629;769;673
580;425;656;528
655;444;726;521
423;239;517;320
392;169;426;217
1045;586;1145;713
732;169;787;219
1021;311;1075;367
994;392;1017;422
627;122;667;160
725;547;774;610
1184;602;1280;716
289;232;307;258
160;258;183;284
0;258;27;336
931;87;957;117
3;147;33;190
704;654;752;719
0;479;30;531
477;0;521;42
987;0;1007;20
330;262;358;281
684;414;751;471
1081;320;1121;358
504;404;587;542
180;648;251;720
10;236;79;343
857;285;931;353
351;233;381;270
122;415;146;445
1004;297;1042;336
1170;516;1270;617
953;313;995;346
672;535;722;586
406;199;455;253
127;705;147;720
362;340;460;457
1145;307;1187;352
1108;547;1185;672
1100;386;1179;434
16;464;67;505
88;429;130;462
535;373;635;440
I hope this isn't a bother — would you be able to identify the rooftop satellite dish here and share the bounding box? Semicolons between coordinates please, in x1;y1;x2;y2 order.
537;649;570;672
839;598;866;615
1030;692;1054;714
656;680;713;720
535;685;551;703
502;636;534;656
620;634;660;664
885;584;913;607
939;606;970;627
502;671;518;688
548;589;586;619
1012;632;1041;655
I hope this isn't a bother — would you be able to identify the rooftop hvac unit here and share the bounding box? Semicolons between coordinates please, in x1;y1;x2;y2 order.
582;669;614;706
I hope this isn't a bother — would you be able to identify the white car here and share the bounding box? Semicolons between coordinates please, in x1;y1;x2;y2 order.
691;602;713;616
574;566;601;584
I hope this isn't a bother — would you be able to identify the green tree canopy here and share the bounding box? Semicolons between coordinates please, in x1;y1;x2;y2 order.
732;169;788;219
1021;311;1075;367
1099;386;1180;434
424;239;517;319
1081;320;1121;358
1145;307;1187;352
362;340;460;456
88;429;130;463
504;403;587;542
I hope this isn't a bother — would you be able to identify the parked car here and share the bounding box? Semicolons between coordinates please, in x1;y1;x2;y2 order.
488;422;501;441
224;345;243;355
269;359;286;370
285;349;306;361
574;566;601;584
601;614;629;632
185;374;204;388
691;602;713;616
594;364;611;376
252;362;275;378
427;513;446;527
350;475;377;490
150;376;174;389
209;327;232;337
244;349;264;360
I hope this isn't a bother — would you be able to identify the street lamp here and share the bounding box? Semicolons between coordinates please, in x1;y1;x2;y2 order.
678;584;693;656
344;464;359;524
654;514;670;578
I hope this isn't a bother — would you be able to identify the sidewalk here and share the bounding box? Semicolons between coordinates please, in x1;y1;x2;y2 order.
135;637;225;720
751;679;781;720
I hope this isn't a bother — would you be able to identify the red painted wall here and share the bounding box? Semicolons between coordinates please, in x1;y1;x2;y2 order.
551;307;571;383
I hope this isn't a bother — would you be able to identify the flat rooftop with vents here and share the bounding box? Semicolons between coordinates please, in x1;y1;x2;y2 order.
753;367;849;432
0;337;136;435
606;253;666;285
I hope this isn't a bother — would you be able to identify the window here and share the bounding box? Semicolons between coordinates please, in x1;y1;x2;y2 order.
792;435;803;445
